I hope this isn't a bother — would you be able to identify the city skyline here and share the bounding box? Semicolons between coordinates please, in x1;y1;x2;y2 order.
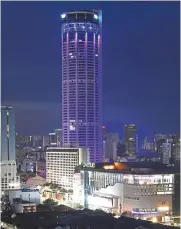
2;1;180;138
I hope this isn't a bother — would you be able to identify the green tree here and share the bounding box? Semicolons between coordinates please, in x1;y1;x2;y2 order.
1;195;11;213
43;198;58;207
74;203;83;209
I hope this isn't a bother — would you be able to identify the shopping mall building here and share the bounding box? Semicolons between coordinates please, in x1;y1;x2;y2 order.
73;162;179;223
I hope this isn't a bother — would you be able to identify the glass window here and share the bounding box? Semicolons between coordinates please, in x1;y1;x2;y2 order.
77;13;85;21
67;14;76;21
88;33;94;42
86;13;93;21
69;31;75;42
78;31;85;41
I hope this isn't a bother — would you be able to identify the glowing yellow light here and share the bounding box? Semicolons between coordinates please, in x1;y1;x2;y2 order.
157;206;169;212
103;165;115;170
152;217;158;223
114;162;128;170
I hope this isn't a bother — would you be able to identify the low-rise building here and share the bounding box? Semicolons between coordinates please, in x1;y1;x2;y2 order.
26;175;46;188
12;198;36;213
5;188;40;205
73;162;179;223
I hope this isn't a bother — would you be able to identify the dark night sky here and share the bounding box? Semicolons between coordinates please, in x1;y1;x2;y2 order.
2;1;180;139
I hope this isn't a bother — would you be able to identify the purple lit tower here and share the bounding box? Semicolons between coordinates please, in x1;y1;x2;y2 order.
61;10;102;162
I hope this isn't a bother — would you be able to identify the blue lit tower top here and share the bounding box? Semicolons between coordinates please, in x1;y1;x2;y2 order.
61;10;102;162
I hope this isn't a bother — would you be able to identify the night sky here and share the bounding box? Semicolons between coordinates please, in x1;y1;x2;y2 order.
2;1;180;139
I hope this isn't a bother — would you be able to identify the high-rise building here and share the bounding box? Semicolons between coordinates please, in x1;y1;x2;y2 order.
49;133;57;147
124;124;137;156
1;106;16;161
154;134;180;165
105;132;119;161
46;147;89;189
54;128;63;147
160;140;172;165
32;136;43;148
15;133;32;149
117;141;126;157
142;137;155;151
42;136;49;149
36;159;46;178
48;129;63;147
1;106;20;194
61;10;102;162
171;140;180;165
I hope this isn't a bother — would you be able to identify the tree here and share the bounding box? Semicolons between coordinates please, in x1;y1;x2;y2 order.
74;203;83;209
43;198;58;207
1;195;11;213
43;182;51;187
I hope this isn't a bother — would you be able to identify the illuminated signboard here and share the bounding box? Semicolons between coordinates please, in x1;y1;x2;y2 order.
132;208;157;214
103;165;115;170
82;163;95;168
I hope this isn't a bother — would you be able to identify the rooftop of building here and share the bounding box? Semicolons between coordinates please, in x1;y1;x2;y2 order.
36;158;46;162
60;10;100;25
46;147;88;152
75;162;180;175
1;210;179;229
1;106;13;110
62;9;99;14
13;198;35;205
5;188;40;193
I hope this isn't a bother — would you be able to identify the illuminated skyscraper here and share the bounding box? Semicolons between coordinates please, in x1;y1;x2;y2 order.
1;106;20;194
61;10;102;162
124;124;137;156
1;106;15;161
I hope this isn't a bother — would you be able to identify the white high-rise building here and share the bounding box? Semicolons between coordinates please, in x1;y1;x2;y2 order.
1;161;20;193
46;147;89;190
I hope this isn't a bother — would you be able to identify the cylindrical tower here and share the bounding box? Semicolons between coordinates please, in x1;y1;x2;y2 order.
61;10;102;162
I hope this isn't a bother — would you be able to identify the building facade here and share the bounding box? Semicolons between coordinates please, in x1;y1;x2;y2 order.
46;147;89;189
102;126;108;160
61;10;102;162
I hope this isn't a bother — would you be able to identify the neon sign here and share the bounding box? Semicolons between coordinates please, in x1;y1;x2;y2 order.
82;163;95;168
